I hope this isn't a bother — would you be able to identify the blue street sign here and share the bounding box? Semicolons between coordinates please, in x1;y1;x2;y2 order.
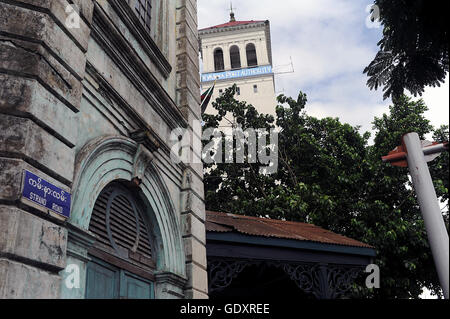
201;65;273;83
22;170;71;218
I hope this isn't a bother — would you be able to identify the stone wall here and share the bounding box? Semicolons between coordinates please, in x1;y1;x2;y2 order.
0;0;206;299
176;0;208;299
0;0;94;298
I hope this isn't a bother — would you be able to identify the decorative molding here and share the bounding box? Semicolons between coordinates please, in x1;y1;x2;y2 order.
199;21;268;36
108;0;172;77
155;271;188;289
208;259;247;293
207;258;364;299
84;63;185;163
90;4;187;131
130;129;160;153
132;144;155;184
182;170;193;189
71;135;186;277
66;223;96;262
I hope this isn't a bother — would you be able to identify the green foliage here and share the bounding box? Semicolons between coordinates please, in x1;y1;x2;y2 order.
364;0;449;100
203;86;449;299
431;125;449;205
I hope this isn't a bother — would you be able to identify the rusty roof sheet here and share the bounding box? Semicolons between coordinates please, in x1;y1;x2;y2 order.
206;211;373;249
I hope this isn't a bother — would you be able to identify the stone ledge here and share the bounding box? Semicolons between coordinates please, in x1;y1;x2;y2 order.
0;40;82;111
0;74;78;147
0;205;67;270
0;114;75;182
184;262;208;294
0;158;72;202
181;189;206;221
0;2;89;77
0;258;61;298
184;288;209;299
183;236;207;268
181;213;206;245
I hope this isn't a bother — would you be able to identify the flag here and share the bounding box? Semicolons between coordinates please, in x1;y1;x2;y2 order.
200;82;215;114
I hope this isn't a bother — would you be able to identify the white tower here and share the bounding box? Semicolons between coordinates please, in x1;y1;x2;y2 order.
199;10;277;117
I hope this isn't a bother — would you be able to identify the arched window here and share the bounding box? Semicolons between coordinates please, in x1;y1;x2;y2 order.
246;43;258;67
214;48;224;71
230;45;241;69
86;182;156;299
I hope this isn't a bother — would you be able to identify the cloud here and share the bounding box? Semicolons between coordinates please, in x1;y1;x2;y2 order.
198;0;449;139
421;75;450;130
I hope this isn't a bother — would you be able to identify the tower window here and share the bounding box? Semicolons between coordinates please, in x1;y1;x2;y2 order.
230;45;241;69
130;0;152;33
214;48;225;71
246;43;258;67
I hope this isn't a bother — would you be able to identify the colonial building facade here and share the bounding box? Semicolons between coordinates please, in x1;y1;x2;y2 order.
199;12;277;117
0;0;207;299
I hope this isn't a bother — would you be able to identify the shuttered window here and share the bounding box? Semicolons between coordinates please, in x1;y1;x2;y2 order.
214;48;225;71
230;45;241;69
128;0;152;33
89;183;155;270
246;43;258;67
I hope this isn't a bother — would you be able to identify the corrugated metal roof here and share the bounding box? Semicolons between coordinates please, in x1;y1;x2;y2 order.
199;20;265;31
206;211;373;249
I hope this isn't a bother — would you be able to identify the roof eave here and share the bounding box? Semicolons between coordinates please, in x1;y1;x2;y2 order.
206;231;376;258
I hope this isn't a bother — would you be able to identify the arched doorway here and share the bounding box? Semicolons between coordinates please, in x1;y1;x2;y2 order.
86;181;156;299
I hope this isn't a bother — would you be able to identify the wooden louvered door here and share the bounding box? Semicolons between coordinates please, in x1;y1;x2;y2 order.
86;183;156;299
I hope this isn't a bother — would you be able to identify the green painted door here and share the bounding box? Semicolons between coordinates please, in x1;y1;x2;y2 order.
86;258;154;299
120;271;154;299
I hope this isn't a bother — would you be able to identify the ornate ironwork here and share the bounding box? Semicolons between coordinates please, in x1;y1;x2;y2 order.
281;263;318;295
207;258;364;299
208;259;251;293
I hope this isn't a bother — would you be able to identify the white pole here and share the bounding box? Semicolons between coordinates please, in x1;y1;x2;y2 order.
403;133;449;299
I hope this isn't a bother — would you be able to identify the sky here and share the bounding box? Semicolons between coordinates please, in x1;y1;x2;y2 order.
198;0;449;142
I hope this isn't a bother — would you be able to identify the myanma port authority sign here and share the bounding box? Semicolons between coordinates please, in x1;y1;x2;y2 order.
201;65;273;83
21;170;71;219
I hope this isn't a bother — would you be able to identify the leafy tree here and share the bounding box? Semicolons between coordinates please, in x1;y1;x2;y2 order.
430;125;449;206
203;87;448;298
364;0;449;100
356;96;446;298
202;85;276;215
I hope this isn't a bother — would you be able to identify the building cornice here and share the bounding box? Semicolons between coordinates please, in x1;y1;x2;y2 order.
199;21;268;37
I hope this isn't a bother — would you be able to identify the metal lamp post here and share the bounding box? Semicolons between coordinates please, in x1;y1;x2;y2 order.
382;132;449;299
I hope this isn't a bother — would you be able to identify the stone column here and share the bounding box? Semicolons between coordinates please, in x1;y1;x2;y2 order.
0;0;94;298
224;44;232;71
257;38;269;66
240;43;248;69
176;0;208;299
